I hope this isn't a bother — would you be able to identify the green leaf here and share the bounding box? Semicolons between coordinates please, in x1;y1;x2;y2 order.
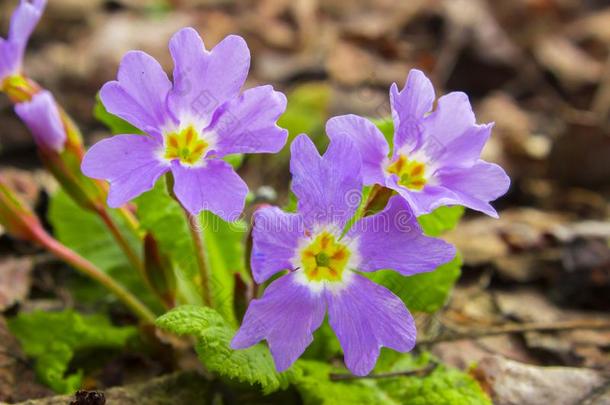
277;82;332;162
371;255;462;313
48;190;160;310
294;360;387;405
93;96;142;135
156;305;297;394
48;190;130;271
375;364;490;405
8;310;136;394
294;354;490;405
136;179;247;325
200;211;248;327
372;117;394;146
135;179;202;307
418;206;465;237
278;82;331;141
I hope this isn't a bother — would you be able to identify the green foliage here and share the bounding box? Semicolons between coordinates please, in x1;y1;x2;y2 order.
48;190;130;271
136;178;247;326
200;211;248;327
278;83;331;153
418;205;465;237
371;254;462;313
294;360;387;405
368;204;463;313
48;190;160;310
294;353;490;405
8;310;136;394
93;96;142;135
135;179;202;307
372;117;395;146
385;366;490;405
156;305;297;394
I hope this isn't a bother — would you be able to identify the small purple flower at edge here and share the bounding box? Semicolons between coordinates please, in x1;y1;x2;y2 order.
326;69;510;218
0;0;46;85
231;134;456;376
81;27;288;221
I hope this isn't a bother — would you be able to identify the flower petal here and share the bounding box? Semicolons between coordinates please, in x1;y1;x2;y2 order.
231;272;326;372
82;135;168;207
0;40;20;79
290;134;362;229
326;114;389;185
251;206;304;284
326;274;416;376
390;69;434;152
419;92;476;160
100;51;173;136
170;159;248;220
438;123;493;167
168;28;250;125
8;0;46;47
15;90;65;152
386;175;462;217
437;161;510;218
210;85;288;156
348;195;456;276
1;0;46;78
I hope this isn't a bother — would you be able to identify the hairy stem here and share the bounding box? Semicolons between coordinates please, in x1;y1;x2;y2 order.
97;207;145;278
32;227;156;324
182;207;214;307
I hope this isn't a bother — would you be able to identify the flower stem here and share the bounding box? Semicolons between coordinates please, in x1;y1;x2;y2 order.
181;207;214;307
32;227;156;324
97;207;145;278
117;205;141;236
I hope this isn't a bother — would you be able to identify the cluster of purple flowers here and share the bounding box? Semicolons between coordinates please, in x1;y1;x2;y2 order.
2;1;509;377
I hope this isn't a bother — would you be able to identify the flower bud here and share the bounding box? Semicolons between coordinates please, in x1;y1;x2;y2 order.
15;91;106;211
0;176;42;242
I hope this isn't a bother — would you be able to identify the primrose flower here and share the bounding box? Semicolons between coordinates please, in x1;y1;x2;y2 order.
82;28;288;220
231;134;456;376
15;90;66;153
326;69;510;218
0;0;46;86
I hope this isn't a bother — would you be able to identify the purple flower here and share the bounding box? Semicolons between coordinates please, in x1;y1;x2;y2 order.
0;0;46;84
326;69;510;218
15;90;66;152
231;134;455;376
82;28;288;220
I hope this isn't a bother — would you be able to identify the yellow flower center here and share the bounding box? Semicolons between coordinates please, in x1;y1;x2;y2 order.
1;74;35;102
387;154;427;190
301;232;350;282
164;125;208;165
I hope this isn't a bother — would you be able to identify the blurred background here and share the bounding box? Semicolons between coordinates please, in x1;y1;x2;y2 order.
1;0;609;402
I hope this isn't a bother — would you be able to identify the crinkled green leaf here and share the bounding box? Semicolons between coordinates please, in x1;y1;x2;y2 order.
418;206;465;237
377;362;490;405
8;310;136;394
295;354;490;405
294;360;387;405
156;305;297;394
